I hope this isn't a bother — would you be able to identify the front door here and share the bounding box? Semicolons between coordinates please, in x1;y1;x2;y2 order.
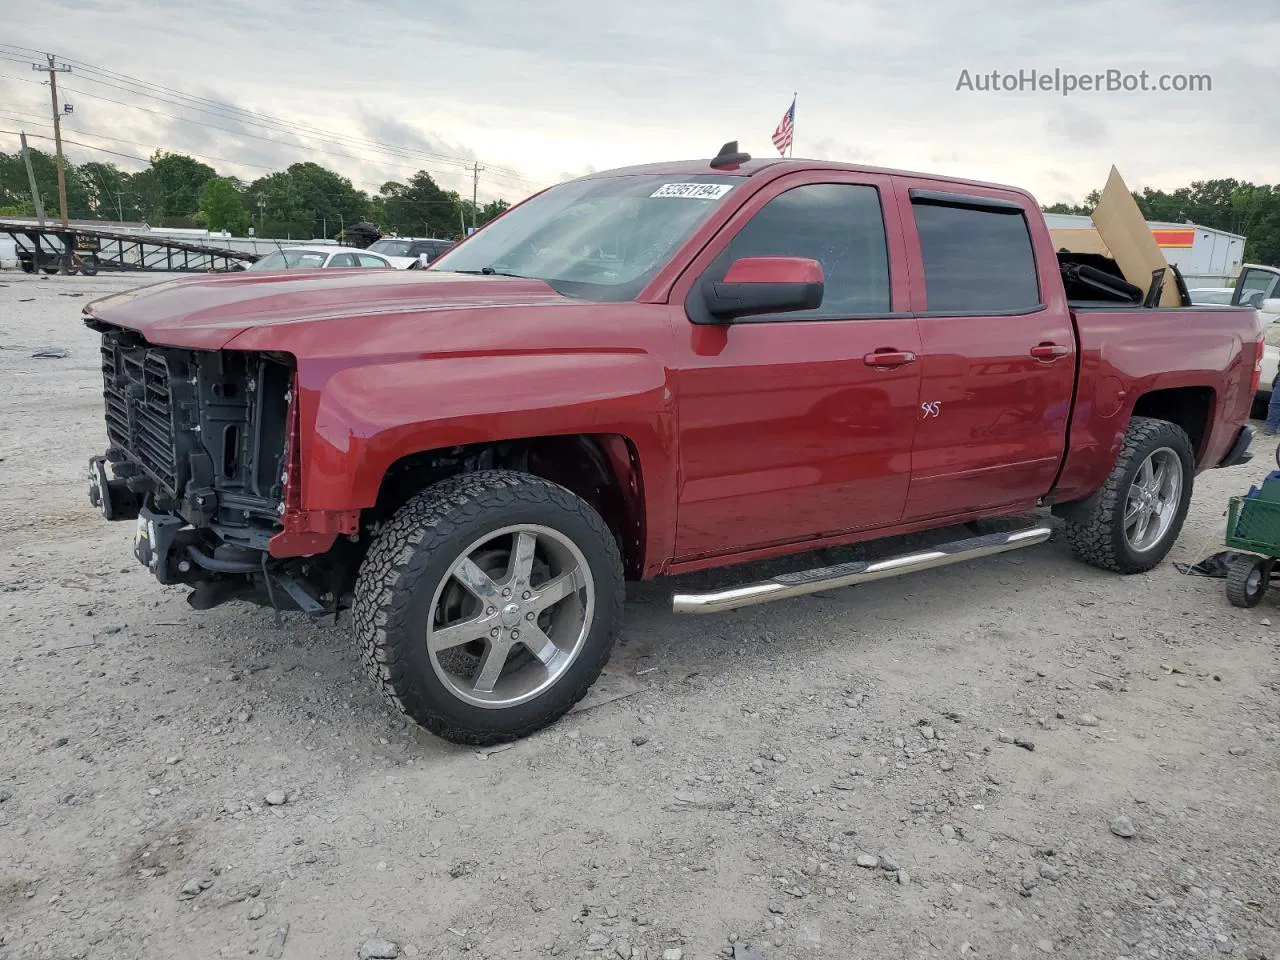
895;182;1076;521
669;173;923;560
1235;266;1280;314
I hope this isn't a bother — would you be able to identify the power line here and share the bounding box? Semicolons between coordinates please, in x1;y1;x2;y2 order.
0;47;546;189
1;70;543;197
4;128;151;164
61;55;540;183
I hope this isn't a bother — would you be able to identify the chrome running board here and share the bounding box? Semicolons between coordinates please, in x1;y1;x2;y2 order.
671;526;1053;614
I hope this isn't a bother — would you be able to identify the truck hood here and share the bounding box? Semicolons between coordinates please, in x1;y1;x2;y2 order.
82;269;570;350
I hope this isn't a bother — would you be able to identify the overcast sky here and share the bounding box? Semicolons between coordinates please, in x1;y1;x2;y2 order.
3;0;1277;207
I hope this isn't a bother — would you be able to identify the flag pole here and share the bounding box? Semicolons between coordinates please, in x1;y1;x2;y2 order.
789;92;796;157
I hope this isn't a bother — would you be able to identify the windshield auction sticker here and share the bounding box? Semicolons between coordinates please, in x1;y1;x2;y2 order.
650;183;735;200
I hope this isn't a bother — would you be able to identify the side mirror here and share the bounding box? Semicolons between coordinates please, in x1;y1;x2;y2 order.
1260;297;1280;316
696;257;824;322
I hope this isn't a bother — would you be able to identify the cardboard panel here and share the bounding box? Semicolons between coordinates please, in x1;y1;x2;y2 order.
1090;166;1181;307
1049;227;1112;257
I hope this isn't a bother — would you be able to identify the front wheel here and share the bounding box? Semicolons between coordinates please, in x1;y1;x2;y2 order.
1063;417;1196;574
352;470;624;745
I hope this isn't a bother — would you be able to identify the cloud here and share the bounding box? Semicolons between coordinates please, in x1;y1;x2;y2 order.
1051;104;1110;147
4;0;1278;209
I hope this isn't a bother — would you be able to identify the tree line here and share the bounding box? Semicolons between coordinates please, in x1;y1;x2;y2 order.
6;148;1278;267
1044;179;1280;266
0;147;511;241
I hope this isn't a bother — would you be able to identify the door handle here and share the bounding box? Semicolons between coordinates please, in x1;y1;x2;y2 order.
1030;343;1070;361
864;349;916;368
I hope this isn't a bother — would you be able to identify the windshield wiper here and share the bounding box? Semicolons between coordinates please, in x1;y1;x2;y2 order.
452;266;526;278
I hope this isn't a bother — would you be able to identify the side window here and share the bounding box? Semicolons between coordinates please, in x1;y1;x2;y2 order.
328;253;357;267
1238;268;1279;307
715;183;891;318
357;254;389;268
911;200;1041;313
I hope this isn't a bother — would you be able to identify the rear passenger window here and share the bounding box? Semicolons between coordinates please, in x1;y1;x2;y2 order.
912;200;1041;313
717;183;891;318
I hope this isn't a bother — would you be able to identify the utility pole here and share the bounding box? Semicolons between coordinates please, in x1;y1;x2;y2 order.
257;193;266;232
33;54;72;228
114;190;125;224
19;132;46;226
471;162;484;232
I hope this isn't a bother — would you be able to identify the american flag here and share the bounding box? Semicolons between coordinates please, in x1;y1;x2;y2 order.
772;96;795;155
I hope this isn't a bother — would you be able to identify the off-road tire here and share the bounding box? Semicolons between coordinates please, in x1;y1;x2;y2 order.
1225;554;1270;608
1063;416;1196;574
352;469;625;746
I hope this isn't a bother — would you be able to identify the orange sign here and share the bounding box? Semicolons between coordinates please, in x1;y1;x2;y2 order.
1151;228;1195;248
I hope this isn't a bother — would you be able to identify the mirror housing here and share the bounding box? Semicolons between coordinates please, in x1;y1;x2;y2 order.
1260;297;1280;316
696;256;824;323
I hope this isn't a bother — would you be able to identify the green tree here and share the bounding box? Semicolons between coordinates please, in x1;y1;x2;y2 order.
245;162;368;239
79;161;130;221
149;151;216;223
199;177;250;234
0;146;92;219
1043;201;1091;215
378;171;463;238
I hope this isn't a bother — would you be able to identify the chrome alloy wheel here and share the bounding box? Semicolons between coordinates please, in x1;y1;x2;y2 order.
426;525;594;709
1124;447;1183;553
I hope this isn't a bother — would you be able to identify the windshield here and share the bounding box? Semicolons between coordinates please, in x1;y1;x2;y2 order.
251;250;328;270
369;239;413;257
429;174;744;300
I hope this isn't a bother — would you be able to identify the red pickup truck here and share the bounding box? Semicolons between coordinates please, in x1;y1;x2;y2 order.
84;146;1262;745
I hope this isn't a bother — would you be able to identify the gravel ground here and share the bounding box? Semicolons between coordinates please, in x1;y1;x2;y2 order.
1;271;1278;960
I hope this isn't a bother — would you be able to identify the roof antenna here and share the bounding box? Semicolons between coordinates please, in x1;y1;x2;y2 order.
710;140;751;170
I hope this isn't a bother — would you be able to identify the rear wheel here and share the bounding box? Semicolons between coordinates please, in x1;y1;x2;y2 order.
1063;417;1196;574
1226;554;1270;608
353;470;624;745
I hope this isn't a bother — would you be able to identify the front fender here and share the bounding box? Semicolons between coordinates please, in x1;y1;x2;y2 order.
296;350;679;564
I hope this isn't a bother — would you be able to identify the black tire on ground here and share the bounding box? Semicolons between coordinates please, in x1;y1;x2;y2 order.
1225;554;1270;608
1063;416;1196;574
79;258;99;276
352;469;625;745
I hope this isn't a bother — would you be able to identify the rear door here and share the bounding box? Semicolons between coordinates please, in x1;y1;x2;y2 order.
894;182;1076;522
669;172;923;559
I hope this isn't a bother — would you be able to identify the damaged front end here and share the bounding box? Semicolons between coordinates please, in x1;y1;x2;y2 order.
85;320;345;616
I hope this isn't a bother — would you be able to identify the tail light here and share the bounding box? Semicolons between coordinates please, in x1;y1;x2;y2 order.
1251;331;1265;396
